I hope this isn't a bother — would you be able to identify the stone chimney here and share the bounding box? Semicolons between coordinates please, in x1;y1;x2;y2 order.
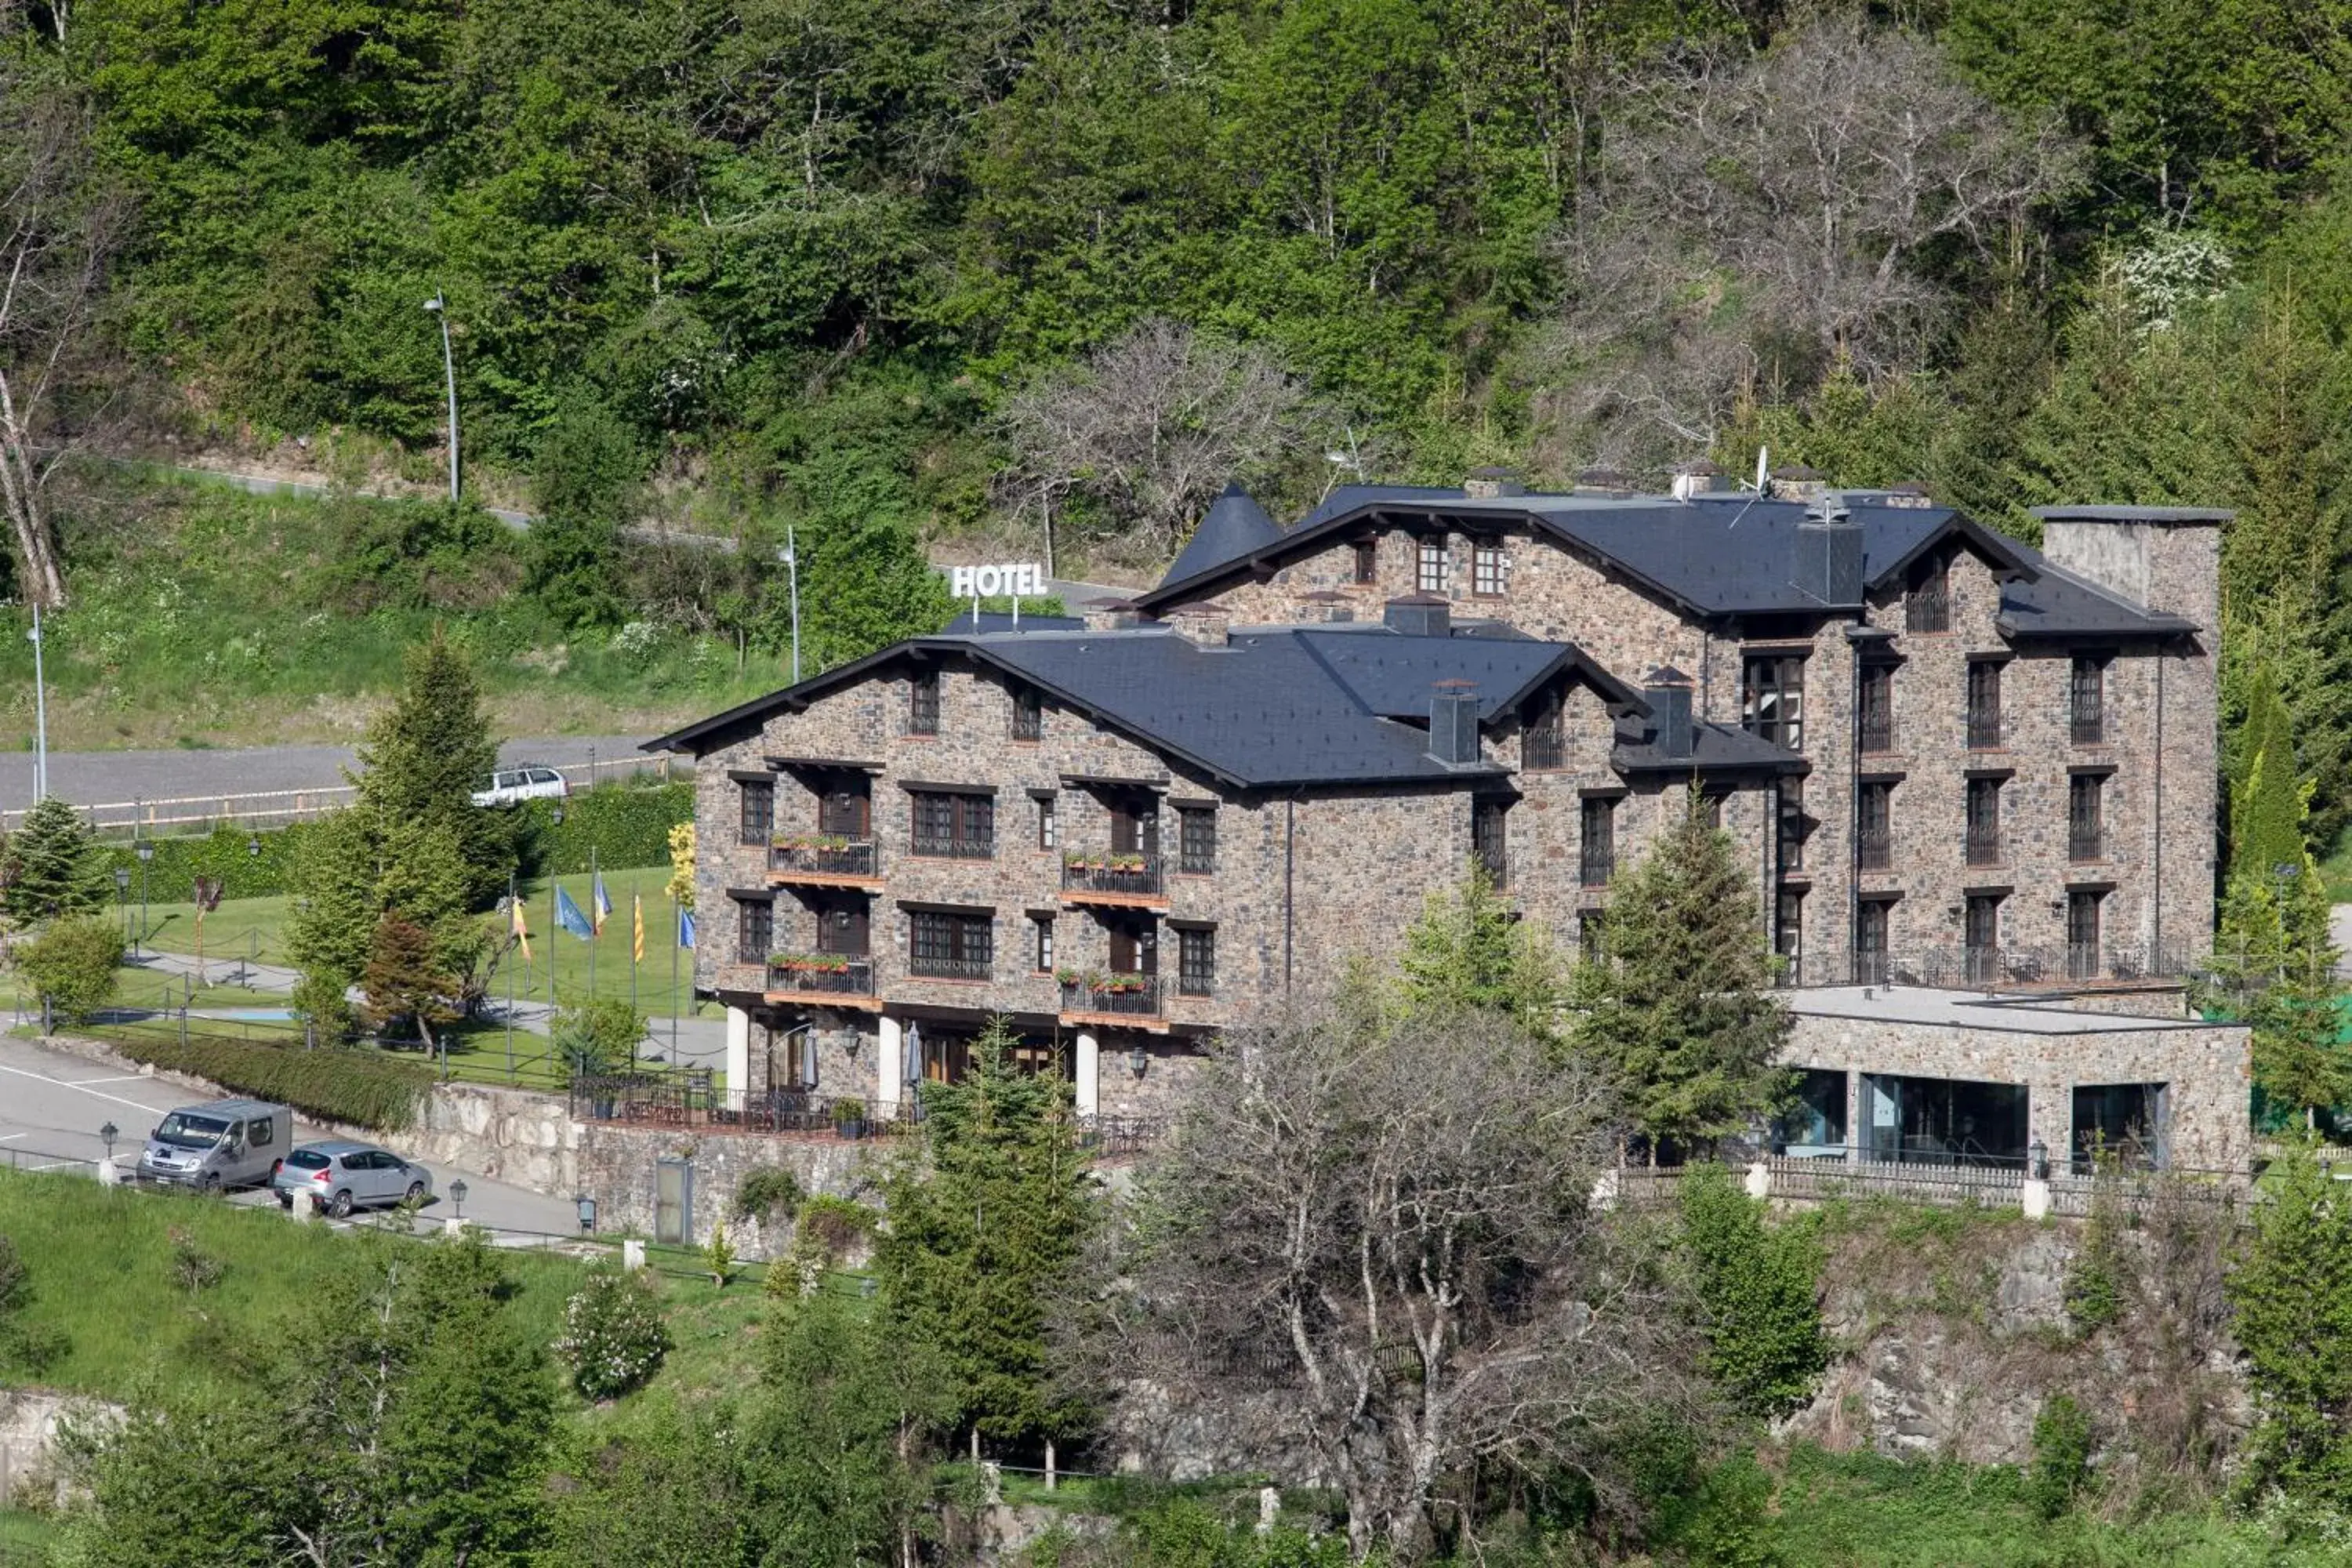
2030;506;2232;632
1671;459;1728;500
1082;600;1143;632
1429;680;1481;766
1161;599;1232;648
1645;666;1695;760
1769;465;1828;503
1464;466;1526;499
1884;481;1933;510
1794;492;1863;605
1384;593;1452;638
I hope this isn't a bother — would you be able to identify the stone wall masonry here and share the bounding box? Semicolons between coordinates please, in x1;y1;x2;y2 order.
1782;1005;2250;1171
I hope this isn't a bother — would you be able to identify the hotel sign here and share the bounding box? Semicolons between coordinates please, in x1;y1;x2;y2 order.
949;562;1047;598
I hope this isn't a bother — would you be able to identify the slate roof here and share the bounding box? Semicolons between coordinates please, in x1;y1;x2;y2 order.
939;610;1087;634
1994;541;2196;638
1156;483;1284;590
1611;715;1809;775
643;619;1721;790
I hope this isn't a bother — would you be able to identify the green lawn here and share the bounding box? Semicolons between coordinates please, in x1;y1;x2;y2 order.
134;863;707;1018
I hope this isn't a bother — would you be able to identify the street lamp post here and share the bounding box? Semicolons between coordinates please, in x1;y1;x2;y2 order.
135;839;154;956
99;1121;117;1161
26;601;45;803
114;867;129;945
780;528;800;684
448;1178;467;1220
424;292;459;503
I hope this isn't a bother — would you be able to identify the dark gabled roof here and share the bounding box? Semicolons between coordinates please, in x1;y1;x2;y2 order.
1295;483;1468;531
1156;483;1283;590
647;621;1643;789
1994;540;2198;639
1288;627;1642;720
1611;715;1809;775
2031;505;2235;525
1140;488;2041;619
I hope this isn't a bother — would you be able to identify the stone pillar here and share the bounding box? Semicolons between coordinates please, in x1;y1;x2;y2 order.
622;1238;646;1271
1074;1033;1100;1116
876;1016;902;1116
1744;1160;1770;1200
724;1007;751;1112
2020;1178;2053;1221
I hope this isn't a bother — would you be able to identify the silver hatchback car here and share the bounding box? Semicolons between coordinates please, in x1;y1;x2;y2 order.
271;1141;434;1218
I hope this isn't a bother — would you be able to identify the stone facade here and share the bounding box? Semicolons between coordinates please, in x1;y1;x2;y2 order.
1782;989;2250;1171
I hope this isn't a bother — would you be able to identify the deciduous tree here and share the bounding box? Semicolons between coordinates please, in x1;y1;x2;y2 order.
1078;994;1700;1563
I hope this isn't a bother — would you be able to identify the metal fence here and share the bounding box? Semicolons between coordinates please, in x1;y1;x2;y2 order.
7;753;671;837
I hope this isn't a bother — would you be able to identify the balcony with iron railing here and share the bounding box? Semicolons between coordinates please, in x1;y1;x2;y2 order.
1906;587;1951;635
1058;971;1167;1024
1857;826;1893;871
2070;701;2119;747
769;837;880;885
910;833;994;860
1060;851;1167;907
764;953;879;1006
1806;943;2200;991
907;953;992;982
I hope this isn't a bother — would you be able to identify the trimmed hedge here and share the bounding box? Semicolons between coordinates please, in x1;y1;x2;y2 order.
100;1033;431;1131
517;781;691;876
100;780;691;898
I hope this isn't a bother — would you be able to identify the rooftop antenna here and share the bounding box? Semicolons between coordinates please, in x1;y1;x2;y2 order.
1751;445;1769;493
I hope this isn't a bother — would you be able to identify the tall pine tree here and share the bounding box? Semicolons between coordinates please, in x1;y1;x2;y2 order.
355;629;510;909
874;1016;1095;1456
1569;793;1791;1160
1398;860;1563;1042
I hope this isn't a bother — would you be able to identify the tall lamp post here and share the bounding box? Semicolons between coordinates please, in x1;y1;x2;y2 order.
135;839;154;956
26;601;45;802
424;292;459;503
114;867;129;946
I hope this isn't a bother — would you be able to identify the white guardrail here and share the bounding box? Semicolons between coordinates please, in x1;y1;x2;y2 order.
1;756;672;837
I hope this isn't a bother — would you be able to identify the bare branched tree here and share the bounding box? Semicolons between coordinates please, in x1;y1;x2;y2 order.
995;318;1316;564
1539;15;2078;467
1065;996;1703;1563
0;64;128;608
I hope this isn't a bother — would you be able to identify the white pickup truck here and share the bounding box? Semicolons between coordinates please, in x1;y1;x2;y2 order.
470;764;571;808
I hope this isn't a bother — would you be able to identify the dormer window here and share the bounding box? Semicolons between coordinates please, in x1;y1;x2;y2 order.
1523;689;1566;770
1352;539;1377;585
1010;684;1042;742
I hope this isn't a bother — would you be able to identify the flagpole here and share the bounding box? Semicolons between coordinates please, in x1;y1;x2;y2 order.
629;892;640;1072
505;871;516;1080
670;894;681;1064
549;875;559;1007
588;846;599;999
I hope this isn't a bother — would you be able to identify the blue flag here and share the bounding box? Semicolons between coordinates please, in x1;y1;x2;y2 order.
678;908;697;949
555;886;594;940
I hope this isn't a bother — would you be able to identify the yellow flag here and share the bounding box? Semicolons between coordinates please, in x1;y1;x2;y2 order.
511;895;532;962
632;893;644;965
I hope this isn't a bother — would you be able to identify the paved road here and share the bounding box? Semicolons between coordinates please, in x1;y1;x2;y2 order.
0;735;658;815
0;1031;578;1235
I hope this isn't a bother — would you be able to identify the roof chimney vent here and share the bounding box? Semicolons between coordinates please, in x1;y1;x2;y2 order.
1161;599;1232;648
1574;466;1634;496
1769;465;1827;503
1645;666;1695;760
1464;466;1526;499
1795;492;1863;604
1430;680;1482;765
1384;593;1452;638
1671;460;1728;500
1885;481;1933;510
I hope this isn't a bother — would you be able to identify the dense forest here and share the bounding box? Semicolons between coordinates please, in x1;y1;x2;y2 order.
5;0;2352;815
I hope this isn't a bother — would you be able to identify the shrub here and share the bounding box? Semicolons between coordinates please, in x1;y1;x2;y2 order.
2027;1394;2095;1518
796;1194;875;1261
731;1166;803;1226
554;1265;670;1400
16;914;123;1022
103;1033;430;1131
550;996;648;1077
0;1233;66;1375
1680;1162;1829;1419
515;782;691;876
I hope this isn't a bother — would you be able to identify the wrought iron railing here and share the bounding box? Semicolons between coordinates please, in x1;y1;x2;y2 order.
1060;974;1164;1016
1906;588;1951;634
910;833;993;859
1965;826;2002;866
1579;849;1614;887
1857;828;1892;870
1062;854;1163;897
766;955;874;996
1858;714;1898;753
2068;828;2107;862
1964;710;2006;750
909;953;991;981
2070;701;2118;746
770;840;878;877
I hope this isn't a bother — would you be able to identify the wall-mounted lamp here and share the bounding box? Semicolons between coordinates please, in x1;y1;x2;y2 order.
1128;1044;1149;1078
575;1193;598;1234
2028;1138;2049;1181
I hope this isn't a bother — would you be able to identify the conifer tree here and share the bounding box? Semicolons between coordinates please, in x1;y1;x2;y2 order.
1398;860;1563;1042
361;914;463;1053
355;629;510;908
2228;1139;2352;1508
0;795;111;921
875;1015;1095;1454
1568;794;1791;1160
285;808;379;1038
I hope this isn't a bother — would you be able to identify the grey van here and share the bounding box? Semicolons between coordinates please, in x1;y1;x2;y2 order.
136;1098;291;1192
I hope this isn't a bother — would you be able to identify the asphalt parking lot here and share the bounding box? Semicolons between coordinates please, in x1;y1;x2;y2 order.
0;1032;578;1236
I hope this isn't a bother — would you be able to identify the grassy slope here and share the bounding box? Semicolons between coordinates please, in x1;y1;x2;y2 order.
0;474;779;751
